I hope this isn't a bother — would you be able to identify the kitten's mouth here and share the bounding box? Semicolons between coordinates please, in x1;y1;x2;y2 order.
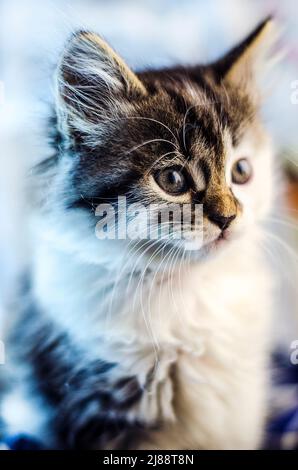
216;230;228;244
208;229;231;250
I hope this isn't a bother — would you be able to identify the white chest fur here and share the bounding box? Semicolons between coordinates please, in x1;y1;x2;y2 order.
32;232;272;449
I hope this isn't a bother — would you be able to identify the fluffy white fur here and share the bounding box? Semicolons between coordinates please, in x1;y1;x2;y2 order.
22;123;274;450
3;22;278;450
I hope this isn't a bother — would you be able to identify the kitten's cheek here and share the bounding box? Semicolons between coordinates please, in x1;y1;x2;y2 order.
234;207;255;233
231;189;252;224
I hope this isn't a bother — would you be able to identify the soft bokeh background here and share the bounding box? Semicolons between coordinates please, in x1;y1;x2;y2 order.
0;0;298;342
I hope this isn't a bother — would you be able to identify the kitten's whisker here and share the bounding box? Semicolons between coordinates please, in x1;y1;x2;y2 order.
175;245;190;328
262;229;298;264
156;241;179;331
125;138;177;156
144;151;179;176
99;115;179;146
135;241;171;355
167;243;183;322
258;238;297;290
182;104;197;152
265;216;298;231
125;224;178;295
105;232;156;332
148;241;176;342
127;116;179;144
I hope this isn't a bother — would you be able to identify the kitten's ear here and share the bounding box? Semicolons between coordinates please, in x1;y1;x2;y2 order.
213;17;278;97
56;31;147;141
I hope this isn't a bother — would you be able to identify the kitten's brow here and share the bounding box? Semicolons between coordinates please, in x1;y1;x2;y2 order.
125;138;177;156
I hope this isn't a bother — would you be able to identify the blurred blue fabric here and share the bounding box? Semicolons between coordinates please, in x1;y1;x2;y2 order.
264;352;298;450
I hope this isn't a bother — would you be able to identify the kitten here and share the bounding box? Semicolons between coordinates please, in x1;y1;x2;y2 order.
2;18;277;449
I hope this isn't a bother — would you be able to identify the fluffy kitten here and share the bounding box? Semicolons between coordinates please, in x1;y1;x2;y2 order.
2;18;277;449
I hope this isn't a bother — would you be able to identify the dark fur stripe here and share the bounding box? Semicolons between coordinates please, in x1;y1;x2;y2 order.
9;296;147;449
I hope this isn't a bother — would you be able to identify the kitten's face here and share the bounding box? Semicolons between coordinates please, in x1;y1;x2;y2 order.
44;20;274;265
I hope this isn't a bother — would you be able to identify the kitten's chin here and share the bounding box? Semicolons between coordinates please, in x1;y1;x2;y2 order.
186;229;244;262
213;229;233;248
208;228;241;249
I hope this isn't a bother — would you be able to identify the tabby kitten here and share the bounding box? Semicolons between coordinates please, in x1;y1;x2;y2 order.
3;18;277;449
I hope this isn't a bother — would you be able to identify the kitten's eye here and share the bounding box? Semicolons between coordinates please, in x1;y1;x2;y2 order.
154;167;188;195
231;158;252;184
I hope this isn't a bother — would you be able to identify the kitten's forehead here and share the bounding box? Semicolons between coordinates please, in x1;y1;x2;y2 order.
129;68;254;168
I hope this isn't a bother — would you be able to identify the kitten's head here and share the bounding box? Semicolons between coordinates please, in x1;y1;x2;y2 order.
42;18;276;265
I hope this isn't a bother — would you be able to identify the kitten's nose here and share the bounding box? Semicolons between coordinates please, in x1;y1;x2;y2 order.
208;213;236;230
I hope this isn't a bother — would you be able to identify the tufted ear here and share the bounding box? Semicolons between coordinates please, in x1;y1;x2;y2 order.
56;31;147;144
212;17;279;99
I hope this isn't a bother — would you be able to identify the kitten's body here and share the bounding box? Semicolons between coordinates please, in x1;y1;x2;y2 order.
3;229;271;449
1;19;277;449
